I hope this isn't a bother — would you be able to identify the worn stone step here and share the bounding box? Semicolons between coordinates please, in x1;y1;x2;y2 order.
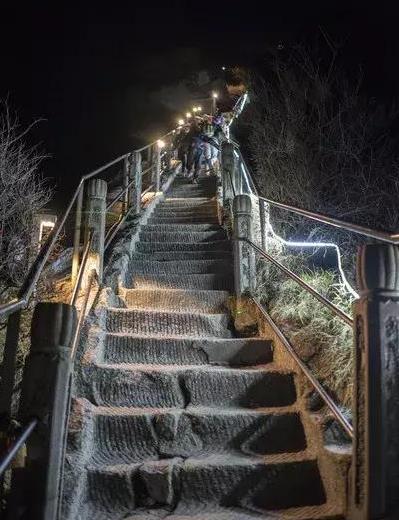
144;224;221;232
154;206;217;213
120;289;229;313
87;365;296;408
129;273;232;291
139;231;226;243
102;334;273;366
148;216;220;225
136;240;231;253
130;251;231;262
90;407;306;465
127;260;231;277
161;197;214;205
106;308;232;337
83;456;325;516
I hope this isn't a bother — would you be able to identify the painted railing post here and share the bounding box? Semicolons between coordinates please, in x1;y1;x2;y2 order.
349;243;399;519
221;142;235;206
14;302;77;520
152;143;161;192
84;179;107;285
233;194;255;296
128;151;142;216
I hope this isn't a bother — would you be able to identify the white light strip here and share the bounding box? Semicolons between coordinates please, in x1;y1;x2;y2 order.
236;154;359;299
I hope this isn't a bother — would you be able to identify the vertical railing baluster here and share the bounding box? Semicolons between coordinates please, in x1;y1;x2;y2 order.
122;155;130;214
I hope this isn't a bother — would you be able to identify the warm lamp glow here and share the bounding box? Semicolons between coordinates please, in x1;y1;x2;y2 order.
186;112;192;118
157;139;165;149
212;92;218;99
178;118;184;126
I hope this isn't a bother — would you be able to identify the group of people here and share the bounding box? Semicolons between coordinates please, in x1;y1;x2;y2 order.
174;112;226;183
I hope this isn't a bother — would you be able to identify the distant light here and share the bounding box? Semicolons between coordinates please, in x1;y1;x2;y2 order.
178;118;185;126
222;66;226;71
39;220;56;246
192;107;198;113
157;139;165;149
197;106;202;112
186;112;192;118
212;92;218;99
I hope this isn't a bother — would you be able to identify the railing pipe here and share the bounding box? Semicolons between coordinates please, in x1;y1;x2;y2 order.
70;232;94;306
252;296;354;439
0;418;38;477
239;237;353;326
71;182;84;284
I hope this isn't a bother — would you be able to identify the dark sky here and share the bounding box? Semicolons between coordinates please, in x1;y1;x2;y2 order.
1;1;398;207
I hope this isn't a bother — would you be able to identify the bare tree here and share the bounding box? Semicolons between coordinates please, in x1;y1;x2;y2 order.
244;39;399;247
0;102;51;298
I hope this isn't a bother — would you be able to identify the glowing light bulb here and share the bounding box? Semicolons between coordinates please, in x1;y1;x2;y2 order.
178;119;184;126
157;139;165;149
197;106;202;111
212;92;218;99
186;112;192;118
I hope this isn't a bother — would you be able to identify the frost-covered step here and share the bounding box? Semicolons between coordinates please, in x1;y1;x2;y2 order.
102;334;273;366
136;240;231;252
120;289;229;313
84;456;325;516
127;260;231;277
144;224;221;232
130;251;231;261
90;407;306;465
139;231;226;243
106;308;232;337
88;365;296;408
130;273;232;291
148;216;220;225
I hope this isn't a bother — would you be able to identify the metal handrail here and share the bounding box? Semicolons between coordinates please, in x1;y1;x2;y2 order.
104;183;155;251
237;237;353;326
0;418;38;477
252;296;354;439
70;232;94;306
0;154;129;320
70;269;97;360
259;196;399;245
134;130;175;153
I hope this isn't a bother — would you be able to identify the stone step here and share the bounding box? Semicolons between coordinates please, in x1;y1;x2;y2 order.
154;205;217;213
106;308;233;337
143;224;221;232
130;251;231;262
161;197;214;205
129;273;232;291
83;456;325;516
102;334;273;366
139;231;226;243
90;407;306;465
88;365;296;408
126;260;231;277
148;216;220;225
120;289;229;313
136;241;231;253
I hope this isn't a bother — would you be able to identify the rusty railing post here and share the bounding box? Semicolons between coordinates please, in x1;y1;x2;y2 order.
349;243;399;519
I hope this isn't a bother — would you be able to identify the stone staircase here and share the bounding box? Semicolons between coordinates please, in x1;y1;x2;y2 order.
63;176;338;519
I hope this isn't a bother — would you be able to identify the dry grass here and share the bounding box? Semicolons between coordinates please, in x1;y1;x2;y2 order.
256;253;353;408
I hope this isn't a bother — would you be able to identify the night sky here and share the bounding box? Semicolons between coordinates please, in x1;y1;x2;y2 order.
1;1;398;208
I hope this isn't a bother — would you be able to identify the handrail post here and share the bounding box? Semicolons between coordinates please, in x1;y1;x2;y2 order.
8;302;77;520
221;142;235;206
84;179;107;285
349;243;399;519
71;183;84;284
129;151;142;216
122;155;130;214
233;194;255;296
152;144;161;192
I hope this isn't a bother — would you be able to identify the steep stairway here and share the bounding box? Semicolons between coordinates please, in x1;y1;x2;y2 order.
63;176;334;519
